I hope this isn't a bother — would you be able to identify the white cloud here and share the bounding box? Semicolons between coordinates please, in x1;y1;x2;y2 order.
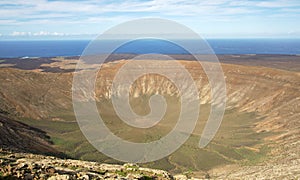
33;31;65;36
257;0;300;8
9;31;66;36
0;0;280;23
10;31;30;36
0;0;299;37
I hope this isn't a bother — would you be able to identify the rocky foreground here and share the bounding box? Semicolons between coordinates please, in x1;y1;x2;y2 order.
0;149;179;180
1;147;299;180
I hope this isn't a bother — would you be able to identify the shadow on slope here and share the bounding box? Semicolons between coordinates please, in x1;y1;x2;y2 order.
0;114;66;158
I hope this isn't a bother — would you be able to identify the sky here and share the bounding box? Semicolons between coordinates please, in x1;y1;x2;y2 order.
0;0;300;40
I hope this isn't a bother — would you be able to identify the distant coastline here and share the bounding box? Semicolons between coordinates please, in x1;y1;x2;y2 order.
0;39;300;58
1;54;300;73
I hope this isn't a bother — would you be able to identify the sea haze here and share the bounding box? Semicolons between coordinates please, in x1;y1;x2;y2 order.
0;39;300;58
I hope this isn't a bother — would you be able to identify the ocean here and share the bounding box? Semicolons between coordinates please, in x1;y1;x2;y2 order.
0;39;300;58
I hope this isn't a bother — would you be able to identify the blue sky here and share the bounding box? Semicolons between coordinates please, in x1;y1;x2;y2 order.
0;0;300;39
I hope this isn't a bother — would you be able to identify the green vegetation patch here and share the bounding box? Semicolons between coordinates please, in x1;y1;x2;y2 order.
140;175;153;180
236;145;270;165
16;100;273;173
115;170;127;177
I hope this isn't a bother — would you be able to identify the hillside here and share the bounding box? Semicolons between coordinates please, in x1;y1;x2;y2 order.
0;55;299;178
0;115;59;156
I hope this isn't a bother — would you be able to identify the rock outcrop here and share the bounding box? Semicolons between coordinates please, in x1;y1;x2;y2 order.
0;149;173;180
